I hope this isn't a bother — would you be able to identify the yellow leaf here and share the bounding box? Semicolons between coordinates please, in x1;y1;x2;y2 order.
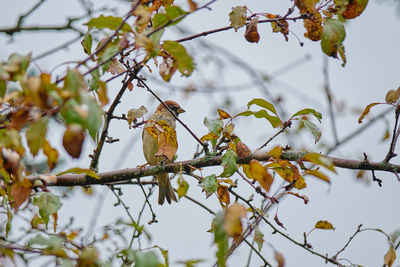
200;132;220;142
217;185;230;207
294;176;307;190
249;160;274;192
217;109;231;119
224;203;247;242
267;146;283;159
303;152;336;172
315;220;334;230
384;245;396;267
43;139;58;171
303;169;330;183
358;102;380;124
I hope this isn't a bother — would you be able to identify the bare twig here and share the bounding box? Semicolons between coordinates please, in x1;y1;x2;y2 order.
332;224;363;259
323;56;339;145
384;105;400;162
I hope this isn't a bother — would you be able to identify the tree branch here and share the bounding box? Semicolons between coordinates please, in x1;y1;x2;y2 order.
31;151;400;187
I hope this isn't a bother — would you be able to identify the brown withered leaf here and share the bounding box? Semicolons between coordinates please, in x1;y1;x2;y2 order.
358;102;380;124
275;251;285;267
274;212;286;230
295;0;319;13
217;184;230;207
97;81;109;106
244;17;260;43
10;178;32;210
187;0;198;12
43;139;59;171
384;245;396;267
9;109;30;131
151;120;178;161
108;59;126;75
217;109;231;120
342;0;368;19
236;141;251;158
249;160;274;192
224;203;247;243
385;89;400;104
304;11;322;41
63;124;85;158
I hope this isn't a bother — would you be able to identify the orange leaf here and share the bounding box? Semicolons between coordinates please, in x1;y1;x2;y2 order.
10;178;32;210
151;120;178;161
244;17;260;43
249;159;274;192
275;251;285;267
217;184;230;207
217;109;231;119
358;102;380;124
224;203;247;242
342;0;368;19
384;245;396;267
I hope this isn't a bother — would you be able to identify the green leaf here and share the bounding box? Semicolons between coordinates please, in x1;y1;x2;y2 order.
213;212;229;267
291;108;322;122
63;69;85;95
247;98;278;116
254;227;264;252
229;6;247;31
177;174;189;198
204;117;223;134
81;31;93;57
57;167;99;180
153;6;187;29
220;149;238;177
81;92;103;140
200;174;218;196
98;43;120;72
134;251;160;267
84;15;132;32
235;110;282;128
33;192;62;227
27;234;63;247
321;18;346;65
162;40;194;76
300;119;321;143
26;117;48;156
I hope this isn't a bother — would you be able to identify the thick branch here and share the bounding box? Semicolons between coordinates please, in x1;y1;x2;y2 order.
31;151;400;187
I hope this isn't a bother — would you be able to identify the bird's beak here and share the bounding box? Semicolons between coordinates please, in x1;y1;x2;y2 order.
176;108;185;114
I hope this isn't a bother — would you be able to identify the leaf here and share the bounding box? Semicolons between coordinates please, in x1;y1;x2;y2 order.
97;81;109;106
229;6;247;31
177;174;189;198
244;17;260;43
304;11;323;41
254;227;264;252
43;140;59;171
204;117;224;134
57;167;100;180
385;89;400;104
236;141;251;158
267;146;283;159
108;58;125;75
10;179;32;210
213;212;229;267
63;69;85;95
303;152;336;172
303;169;330;183
84;15;132;32
235;110;282;128
247;98;278;115
384;245;396;267
342;0;369;19
33;192;62;228
300;119;321;143
220;149;237;178
63;124;85;159
275;251;285;267
274;212;286;230
315;220;335;230
358;102;380;123
249;159;274;192
127;106;148;128
291;108;322;122
26;117;48;156
78;247;100;267
321;18;346;65
134;251;160;267
162;41;194;77
200;174;218;197
153;6;186;29
200;132;220;142
294;176;307;190
217;185;230;206
224;203;247;242
81;31;93;57
80;92;103;140
217;109;231;120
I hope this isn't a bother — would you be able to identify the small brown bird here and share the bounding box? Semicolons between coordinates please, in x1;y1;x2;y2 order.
142;100;185;204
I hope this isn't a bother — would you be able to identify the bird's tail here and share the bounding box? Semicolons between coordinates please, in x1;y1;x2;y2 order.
156;173;177;205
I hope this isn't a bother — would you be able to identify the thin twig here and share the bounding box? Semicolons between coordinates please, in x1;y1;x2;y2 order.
384;105;400;162
136;77;209;152
243;238;272;267
332;224;363;259
137;180;157;224
323;56;339;145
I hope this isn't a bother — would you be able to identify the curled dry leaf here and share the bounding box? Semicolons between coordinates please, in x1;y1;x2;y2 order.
244;17;260;43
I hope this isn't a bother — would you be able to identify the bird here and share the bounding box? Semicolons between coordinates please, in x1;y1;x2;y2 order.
142;100;185;205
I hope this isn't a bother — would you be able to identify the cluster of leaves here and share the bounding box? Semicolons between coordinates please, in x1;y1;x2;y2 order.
229;0;369;66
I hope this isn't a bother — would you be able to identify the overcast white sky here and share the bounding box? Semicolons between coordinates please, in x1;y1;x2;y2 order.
1;1;400;266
